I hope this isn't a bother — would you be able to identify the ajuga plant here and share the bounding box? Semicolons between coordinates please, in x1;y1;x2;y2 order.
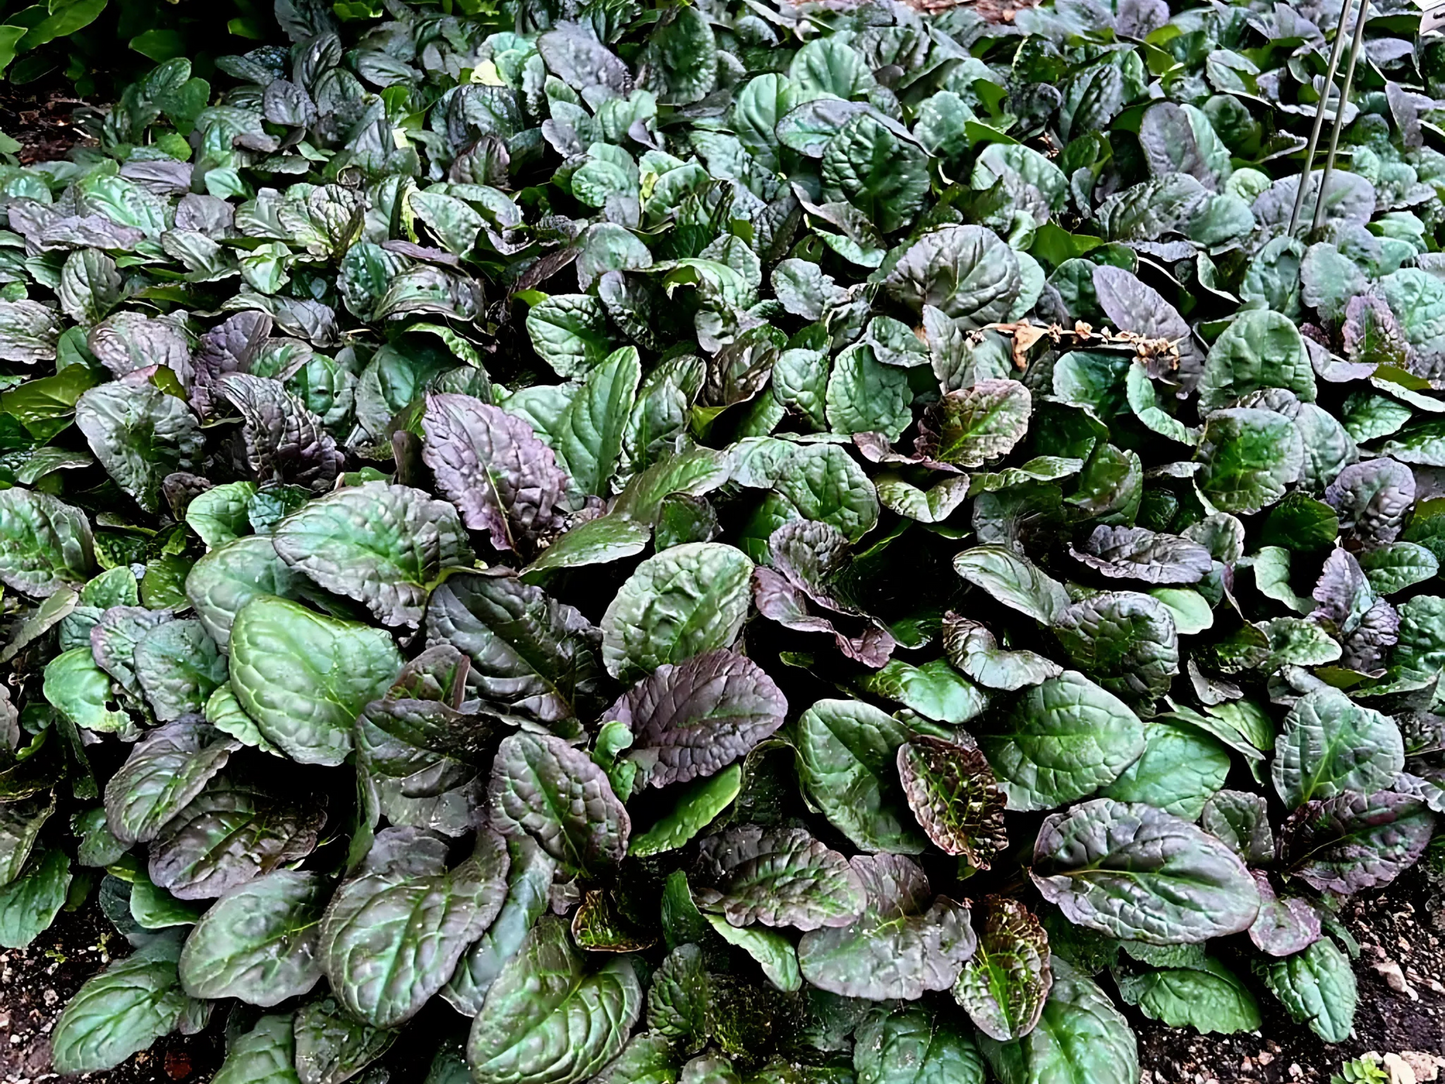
1;0;1444;1079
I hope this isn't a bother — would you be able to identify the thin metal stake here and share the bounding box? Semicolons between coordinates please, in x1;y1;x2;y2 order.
1288;0;1357;236
1310;0;1372;235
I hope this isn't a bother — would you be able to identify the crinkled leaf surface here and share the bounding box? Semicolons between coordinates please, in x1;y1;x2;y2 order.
273;482;473;628
797;854;975;1001
609;648;786;788
976;956;1138;1084
422;393;569;555
601;543;753;683
852;1005;985;1084
489;731;630;877
178;870;327;1006
467;917;643;1084
796;698;924;854
897;736;1008;867
426;570;603;730
975;671;1146;812
51;935;190;1076
953;897;1052;1042
1271;688;1404;808
104;718;240;845
1032;798;1260;944
1116;957;1261;1035
692;825;865;931
1260;938;1357;1043
229;596;402;766
0;489;94;598
319;827;510;1028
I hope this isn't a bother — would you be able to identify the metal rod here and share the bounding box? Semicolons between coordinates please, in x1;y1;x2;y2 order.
1288;0;1357;235
1310;0;1372;235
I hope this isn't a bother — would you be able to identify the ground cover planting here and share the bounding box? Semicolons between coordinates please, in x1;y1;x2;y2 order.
2;0;1445;1079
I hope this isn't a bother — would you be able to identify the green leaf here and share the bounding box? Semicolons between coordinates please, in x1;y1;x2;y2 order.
941;614;1062;691
692;824;864;931
1116;958;1261;1034
294;997;396;1084
640;6;716;105
974;671;1146;812
213;1014;303;1084
179;870;327;1006
821;114;930;235
320;827;511;1028
703;914;802;993
630;765;743;858
1032;798;1260;944
1053;590;1180;703
51;935;191;1075
797;854;974;1000
601;543;753;683
1099;722;1230;821
852;1005;985;1084
1198;309;1315;412
0;798;53;886
104;718;239;844
1358;541;1438;595
527;294;614;379
186;482;258;549
229;596;403;766
1260;938;1357;1043
185;536;304;650
977;956;1138;1084
0;849;70;949
555;347;642;498
796;698;925;854
1272;688;1404;808
443;836;558;1015
130;872;206;929
273;482;473;628
916;380;1032;468
825;344;912;441
1196;408;1303;514
134;618;228;721
75;382;203;514
861;660;987;725
953;545;1069;625
467;917;643;1084
44;647;131;734
884;226;1021;328
0;488;94;598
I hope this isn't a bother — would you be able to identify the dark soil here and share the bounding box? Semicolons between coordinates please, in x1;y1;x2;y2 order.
0;901;225;1084
1134;866;1445;1084
2;872;1441;1083
0;75;98;165
0;17;1437;1082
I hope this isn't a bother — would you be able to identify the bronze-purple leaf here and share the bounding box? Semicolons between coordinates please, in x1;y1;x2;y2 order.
607;648;787;788
896;735;1008;868
421;392;570;555
913;379;1031;468
953;896;1052;1041
221;373;345;493
692;825;864;931
1247;871;1322;957
1281;787;1435;895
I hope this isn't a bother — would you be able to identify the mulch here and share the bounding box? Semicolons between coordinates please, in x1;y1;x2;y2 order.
0;75;98;166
